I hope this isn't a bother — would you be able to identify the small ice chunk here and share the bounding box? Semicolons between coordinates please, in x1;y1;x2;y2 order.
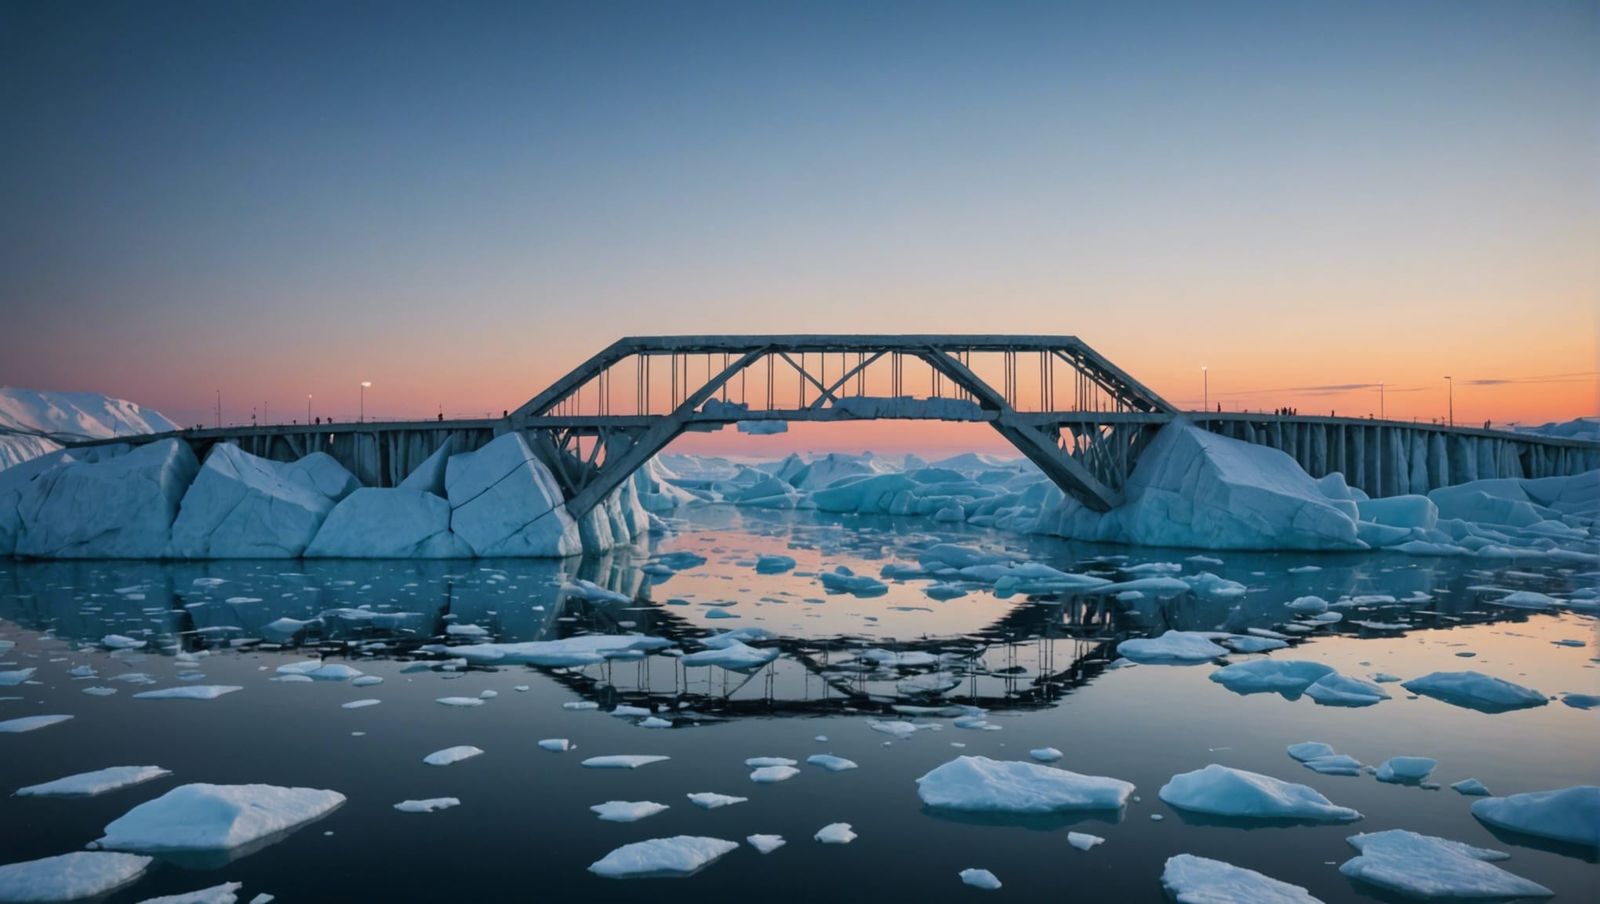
1471;785;1600;848
1304;673;1390;707
1029;747;1064;763
423;746;483;766
958;868;1001;890
916;756;1134;813
0;715;73;733
340;699;380;709
94;783;345;853
102;634;147;650
394;797;460;813
351;676;383;687
805;754;857;772
16;765;170;798
0;851;153;902
83;687;117;696
591;800;669;822
132;685;241;701
1286;742;1335;762
814;822;856;844
582;755;669;769
1339;829;1551;898
434;697;483;707
537;739;570;752
1301;755;1363;777
1452;778;1491;796
744;757;797;768
1375;756;1436;784
136;880;244;903
1210;661;1334;697
1067;832;1104;851
750;765;799;783
1158;765;1361;822
0;669;35;686
637;716;672;729
1116;631;1227;664
1401;671;1546;713
687;792;747;809
588;836;738;878
746;834;785;854
1162;854;1320;903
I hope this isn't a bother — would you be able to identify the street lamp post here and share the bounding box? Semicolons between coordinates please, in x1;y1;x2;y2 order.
1444;376;1453;427
307;394;312;424
1379;381;1385;420
360;381;372;423
1201;365;1208;415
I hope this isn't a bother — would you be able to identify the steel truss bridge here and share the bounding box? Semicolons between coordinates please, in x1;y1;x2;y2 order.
53;334;1599;517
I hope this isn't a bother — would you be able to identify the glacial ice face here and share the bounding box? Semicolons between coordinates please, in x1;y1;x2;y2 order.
1158;765;1361;822
15;440;197;558
0;386;180;471
93;783;345;853
444;433;580;557
915;756;1134;813
304;487;471;559
169;445;357;558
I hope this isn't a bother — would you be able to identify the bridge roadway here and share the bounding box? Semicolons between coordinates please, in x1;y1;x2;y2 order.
52;334;1599;516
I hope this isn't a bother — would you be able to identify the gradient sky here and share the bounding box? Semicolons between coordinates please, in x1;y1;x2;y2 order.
1;0;1594;454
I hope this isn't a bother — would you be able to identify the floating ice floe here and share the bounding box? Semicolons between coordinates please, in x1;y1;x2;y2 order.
0;851;153;903
102;634;147;650
687;792;747;809
1303;673;1390;707
754;555;796;574
394;798;460;813
958;868;1001;890
680;641;778;671
588;836;739;878
1067;832;1104;851
423;746;483;766
915;756;1134;813
1284;595;1328;614
537;739;570;752
746;834;785;854
438;634;670;668
1116;631;1228;664
340;699;380;710
1562;693;1600;709
1471;785;1600;848
1029;747;1063;763
1300;755;1363;777
1401;671;1547;713
1375;756;1436;784
0;714;73;733
1286;742;1334;762
0;669;35;686
275;661;363;681
819;566;887;596
1158;765;1361;822
805;754;857;772
1209;660;1335;698
582;755;669;769
1452;778;1491;796
1161;854;1321;904
1339;830;1551;899
591;801;669;823
136;880;244;903
435;697;483;708
93;783;345;854
16;765;170;798
814;823;856;844
133;685;241;701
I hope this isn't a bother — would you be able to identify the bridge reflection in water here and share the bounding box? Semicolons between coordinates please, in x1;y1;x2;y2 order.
0;516;1567;722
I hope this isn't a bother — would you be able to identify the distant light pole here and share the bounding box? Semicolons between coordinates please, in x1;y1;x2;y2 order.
263;402;269;426
1201;365;1208;414
360;381;372;423
307;394;313;424
1378;381;1385;419
1444;376;1453;427
215;390;221;428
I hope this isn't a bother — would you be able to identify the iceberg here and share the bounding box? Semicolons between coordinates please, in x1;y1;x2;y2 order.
591;800;669;822
394;798;460;813
169;445;357;558
749;765;799;783
746;834;785;854
444;433;580;557
581;755;669;769
1209;660;1335;697
1304;673;1390;707
1158;765;1361;822
1339;830;1551;899
1029;747;1064;763
0;851;153;903
423;746;483;766
16;765;170;798
1452;779;1491;796
1375;756;1436;784
687;792;747;809
1161;854;1321;904
958;868;1001;890
93;783;345;853
1117;631;1228;664
1401;671;1547;713
813;823;856;844
1471;786;1600;848
1067;832;1104;851
1301;755;1363;777
588;836;739;878
805;754;857;772
915;756;1134;813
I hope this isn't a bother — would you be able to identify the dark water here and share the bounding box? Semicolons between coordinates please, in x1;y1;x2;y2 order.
0;507;1595;902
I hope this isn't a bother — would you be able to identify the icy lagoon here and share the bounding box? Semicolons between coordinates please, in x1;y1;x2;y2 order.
0;506;1595;902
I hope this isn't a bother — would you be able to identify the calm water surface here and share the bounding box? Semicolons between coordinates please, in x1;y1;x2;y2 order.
1;507;1595;902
